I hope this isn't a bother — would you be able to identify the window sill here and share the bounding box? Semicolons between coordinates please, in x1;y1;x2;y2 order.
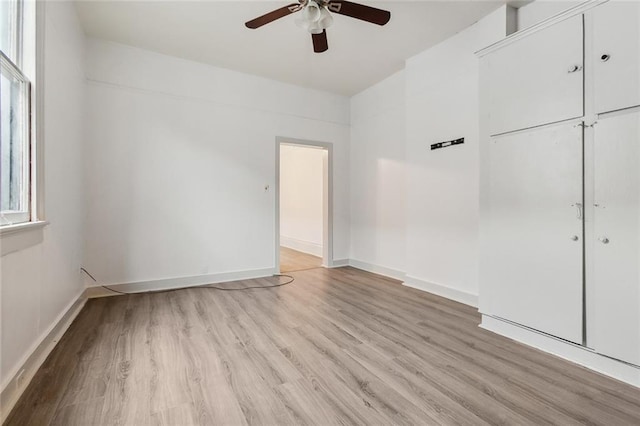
0;220;48;236
1;221;49;256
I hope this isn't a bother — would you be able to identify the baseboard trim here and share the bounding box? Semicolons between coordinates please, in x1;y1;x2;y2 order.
328;258;349;268
481;315;640;388
85;267;277;297
0;290;87;423
403;275;478;307
280;236;322;257
347;259;406;281
343;261;478;307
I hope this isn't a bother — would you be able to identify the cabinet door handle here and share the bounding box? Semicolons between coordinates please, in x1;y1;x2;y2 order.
599;237;610;244
600;54;610;62
568;64;583;73
572;202;583;219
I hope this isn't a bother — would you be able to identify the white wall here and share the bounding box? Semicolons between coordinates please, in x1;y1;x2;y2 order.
279;145;324;256
349;71;406;277
82;39;350;287
349;7;507;303
517;1;582;30
404;7;506;304
1;0;85;389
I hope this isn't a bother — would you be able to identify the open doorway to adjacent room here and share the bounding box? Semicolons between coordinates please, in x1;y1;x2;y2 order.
275;137;332;273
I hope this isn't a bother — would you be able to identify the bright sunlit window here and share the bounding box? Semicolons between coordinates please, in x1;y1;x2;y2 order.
1;0;36;227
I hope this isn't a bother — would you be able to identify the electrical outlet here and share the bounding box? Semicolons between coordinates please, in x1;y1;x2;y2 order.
16;369;25;388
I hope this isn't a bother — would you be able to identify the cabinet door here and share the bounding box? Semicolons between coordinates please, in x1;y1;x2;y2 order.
593;0;640;114
488;15;583;135
592;110;640;365
484;123;583;344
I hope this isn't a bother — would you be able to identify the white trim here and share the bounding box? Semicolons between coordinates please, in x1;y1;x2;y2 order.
0;219;47;236
481;315;640;388
85;267;276;297
0;220;48;256
476;0;608;57
403;275;479;308
0;290;87;423
343;260;479;307
597;103;640;119
327;258;349;268
0;211;30;226
275;137;334;272
348;259;406;281
32;0;46;222
280;236;322;257
491;116;585;139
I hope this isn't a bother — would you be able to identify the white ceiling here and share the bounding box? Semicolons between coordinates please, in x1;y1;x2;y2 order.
75;0;505;96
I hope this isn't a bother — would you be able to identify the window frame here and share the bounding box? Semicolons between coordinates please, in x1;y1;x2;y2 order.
1;50;32;226
1;0;23;68
0;0;46;239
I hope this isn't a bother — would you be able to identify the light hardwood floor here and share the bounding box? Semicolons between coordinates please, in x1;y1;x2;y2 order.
6;267;640;425
280;246;322;272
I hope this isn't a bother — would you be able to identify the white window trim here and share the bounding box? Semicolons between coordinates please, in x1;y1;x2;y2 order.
0;220;47;256
0;0;46;246
1;49;31;222
0;211;30;225
0;219;47;236
32;0;45;222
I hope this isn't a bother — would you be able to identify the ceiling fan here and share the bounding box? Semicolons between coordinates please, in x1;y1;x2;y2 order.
245;1;391;53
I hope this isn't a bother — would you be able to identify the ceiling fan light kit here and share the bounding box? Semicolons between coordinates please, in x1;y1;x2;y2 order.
296;2;334;35
245;0;391;53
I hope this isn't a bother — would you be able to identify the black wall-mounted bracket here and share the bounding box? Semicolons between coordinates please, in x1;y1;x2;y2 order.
431;137;464;151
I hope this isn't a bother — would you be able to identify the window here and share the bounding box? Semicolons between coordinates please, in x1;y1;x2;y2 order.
1;0;36;227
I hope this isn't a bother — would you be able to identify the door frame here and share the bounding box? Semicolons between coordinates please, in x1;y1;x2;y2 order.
275;137;334;273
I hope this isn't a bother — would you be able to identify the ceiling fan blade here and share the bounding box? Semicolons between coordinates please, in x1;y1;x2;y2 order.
328;1;390;25
312;30;329;53
245;3;301;29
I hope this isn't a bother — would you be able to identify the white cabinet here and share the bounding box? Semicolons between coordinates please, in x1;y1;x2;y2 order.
591;110;640;365
488;15;584;136
484;123;584;344
592;1;640;114
479;1;640;378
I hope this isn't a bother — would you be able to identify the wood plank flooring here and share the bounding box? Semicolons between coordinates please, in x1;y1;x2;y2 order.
6;266;640;425
280;247;322;272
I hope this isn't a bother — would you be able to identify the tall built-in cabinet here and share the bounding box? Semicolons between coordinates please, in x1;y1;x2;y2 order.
479;0;640;384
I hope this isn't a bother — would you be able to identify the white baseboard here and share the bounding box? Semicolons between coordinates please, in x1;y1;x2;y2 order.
280;236;322;257
86;267;276;297
344;260;478;308
481;315;640;388
328;258;349;268
347;259;406;281
0;290;87;423
403;275;478;308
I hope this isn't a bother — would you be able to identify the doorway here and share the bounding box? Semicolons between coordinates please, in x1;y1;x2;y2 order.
275;137;333;273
